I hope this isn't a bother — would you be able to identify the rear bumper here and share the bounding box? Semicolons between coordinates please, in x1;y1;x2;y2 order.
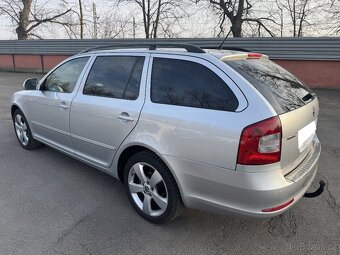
164;135;321;217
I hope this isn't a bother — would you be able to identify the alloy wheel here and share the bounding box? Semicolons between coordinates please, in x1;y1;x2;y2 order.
128;162;168;217
14;114;29;146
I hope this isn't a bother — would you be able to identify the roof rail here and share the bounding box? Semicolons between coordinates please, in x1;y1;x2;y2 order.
80;42;206;54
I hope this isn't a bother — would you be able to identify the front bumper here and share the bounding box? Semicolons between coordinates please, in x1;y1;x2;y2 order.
164;136;321;217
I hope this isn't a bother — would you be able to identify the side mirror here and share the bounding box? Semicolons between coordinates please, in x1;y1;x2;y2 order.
23;78;39;90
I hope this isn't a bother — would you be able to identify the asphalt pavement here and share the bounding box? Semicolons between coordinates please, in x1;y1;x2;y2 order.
0;71;339;255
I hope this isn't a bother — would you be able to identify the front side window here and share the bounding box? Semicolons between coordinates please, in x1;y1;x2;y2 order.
83;56;145;100
151;58;239;111
43;57;89;93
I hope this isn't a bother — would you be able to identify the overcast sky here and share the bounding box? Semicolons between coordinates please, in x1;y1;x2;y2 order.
0;19;12;39
0;0;220;40
0;0;335;40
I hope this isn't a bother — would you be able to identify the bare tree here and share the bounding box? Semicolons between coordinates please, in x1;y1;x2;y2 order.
284;0;309;37
118;0;188;38
57;0;88;39
78;0;84;39
0;0;72;40
276;0;284;37
57;11;80;39
196;0;276;37
55;2;132;39
69;0;84;39
99;14;131;39
329;0;340;34
280;0;328;37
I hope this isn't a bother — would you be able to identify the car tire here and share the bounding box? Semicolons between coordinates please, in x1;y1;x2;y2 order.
13;109;42;150
124;151;184;224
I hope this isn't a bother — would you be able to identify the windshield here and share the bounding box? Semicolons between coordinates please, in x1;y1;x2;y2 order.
225;59;315;114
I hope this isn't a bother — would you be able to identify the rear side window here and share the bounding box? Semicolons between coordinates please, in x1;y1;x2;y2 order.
151;58;239;111
84;56;144;100
225;59;315;114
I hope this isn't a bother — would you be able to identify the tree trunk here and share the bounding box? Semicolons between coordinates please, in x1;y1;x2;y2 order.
16;22;28;40
16;0;33;40
79;0;84;39
231;20;242;37
146;0;151;38
153;0;162;38
141;0;149;38
293;0;296;37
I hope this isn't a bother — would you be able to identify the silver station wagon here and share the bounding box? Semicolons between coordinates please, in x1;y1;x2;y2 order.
11;43;323;223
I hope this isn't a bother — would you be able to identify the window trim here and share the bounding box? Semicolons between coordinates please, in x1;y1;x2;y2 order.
149;55;242;112
82;55;146;101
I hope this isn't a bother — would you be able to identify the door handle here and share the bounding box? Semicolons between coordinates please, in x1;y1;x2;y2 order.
118;113;134;122
59;102;69;110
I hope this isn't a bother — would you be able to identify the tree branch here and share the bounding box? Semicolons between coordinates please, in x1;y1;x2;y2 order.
243;17;275;36
27;8;72;33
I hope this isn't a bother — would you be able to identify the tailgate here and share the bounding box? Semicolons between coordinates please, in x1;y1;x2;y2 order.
224;57;320;174
279;98;319;175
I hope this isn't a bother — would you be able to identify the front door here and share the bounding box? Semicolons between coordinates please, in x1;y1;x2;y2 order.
70;54;148;167
27;56;90;153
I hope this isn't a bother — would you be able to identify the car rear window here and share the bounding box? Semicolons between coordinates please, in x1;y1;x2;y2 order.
224;59;315;114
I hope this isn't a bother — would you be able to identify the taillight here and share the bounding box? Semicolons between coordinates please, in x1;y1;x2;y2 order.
237;116;282;165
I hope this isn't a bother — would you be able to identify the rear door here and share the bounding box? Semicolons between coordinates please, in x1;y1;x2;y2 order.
70;53;149;167
225;58;318;174
141;54;248;170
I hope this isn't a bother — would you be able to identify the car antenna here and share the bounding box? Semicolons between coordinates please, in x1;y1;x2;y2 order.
218;30;232;50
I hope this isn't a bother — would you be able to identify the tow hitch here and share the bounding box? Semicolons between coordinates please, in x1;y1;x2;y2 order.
304;180;326;198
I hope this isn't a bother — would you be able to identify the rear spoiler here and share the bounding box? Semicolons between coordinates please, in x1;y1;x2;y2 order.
220;53;269;61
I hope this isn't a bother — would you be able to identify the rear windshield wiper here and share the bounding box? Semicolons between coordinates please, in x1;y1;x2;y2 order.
302;92;314;102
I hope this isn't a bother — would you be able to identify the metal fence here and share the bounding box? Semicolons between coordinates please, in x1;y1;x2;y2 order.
0;37;340;60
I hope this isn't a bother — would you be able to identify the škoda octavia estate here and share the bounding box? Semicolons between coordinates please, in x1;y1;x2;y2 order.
11;43;323;223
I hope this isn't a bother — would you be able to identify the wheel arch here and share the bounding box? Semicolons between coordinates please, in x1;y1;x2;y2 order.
117;145;149;183
11;104;20;119
116;144;185;205
11;103;29;121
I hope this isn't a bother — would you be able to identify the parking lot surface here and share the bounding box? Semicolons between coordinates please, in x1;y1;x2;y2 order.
0;71;339;255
